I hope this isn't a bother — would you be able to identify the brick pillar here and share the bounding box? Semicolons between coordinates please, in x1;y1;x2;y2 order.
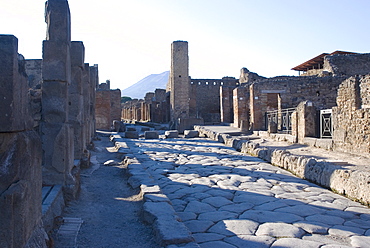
233;87;249;128
220;86;234;123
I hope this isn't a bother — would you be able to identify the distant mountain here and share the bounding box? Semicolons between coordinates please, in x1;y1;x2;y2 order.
121;71;169;99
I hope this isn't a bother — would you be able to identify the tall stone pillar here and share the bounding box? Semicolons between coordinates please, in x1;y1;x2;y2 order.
89;64;98;138
233;86;249;128
168;41;190;127
69;41;85;159
83;63;91;146
41;0;76;200
0;35;45;248
220;86;233;123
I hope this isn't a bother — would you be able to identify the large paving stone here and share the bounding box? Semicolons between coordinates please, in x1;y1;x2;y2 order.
350;236;370;247
184;201;215;214
293;221;329;234
305;214;345;226
184;220;214;233
274;204;326;217
198;211;237;222
271;238;323;248
328;225;365;237
192;233;225;243
207;220;259;236
255;223;306;238
198;240;237;248
201;196;233;208
224;235;275;248
239;210;303;223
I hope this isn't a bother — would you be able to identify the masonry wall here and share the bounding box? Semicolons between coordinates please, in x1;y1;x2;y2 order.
250;75;346;130
189;78;238;123
333;75;370;154
0;35;44;248
96;89;121;130
324;53;370;76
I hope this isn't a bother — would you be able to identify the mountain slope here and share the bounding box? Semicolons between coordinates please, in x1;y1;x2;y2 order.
121;71;169;99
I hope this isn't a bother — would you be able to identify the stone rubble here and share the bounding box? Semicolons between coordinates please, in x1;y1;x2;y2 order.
117;133;370;248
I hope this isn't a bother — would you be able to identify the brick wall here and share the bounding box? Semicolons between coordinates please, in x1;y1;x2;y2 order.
250;75;346;130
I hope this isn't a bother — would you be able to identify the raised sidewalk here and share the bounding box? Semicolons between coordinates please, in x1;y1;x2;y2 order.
194;125;370;206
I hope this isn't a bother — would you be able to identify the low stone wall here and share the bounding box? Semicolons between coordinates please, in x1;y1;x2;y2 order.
194;125;370;206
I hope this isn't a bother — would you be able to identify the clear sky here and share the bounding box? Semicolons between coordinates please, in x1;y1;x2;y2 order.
1;0;370;90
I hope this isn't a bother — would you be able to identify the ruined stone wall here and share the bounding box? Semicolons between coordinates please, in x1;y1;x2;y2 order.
25;60;43;130
189;77;238;123
0;35;44;248
95;88;121;130
324;53;370;76
250;75;346;130
333;75;370;154
110;89;122;122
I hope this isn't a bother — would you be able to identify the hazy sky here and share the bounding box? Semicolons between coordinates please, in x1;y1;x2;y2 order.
1;0;370;90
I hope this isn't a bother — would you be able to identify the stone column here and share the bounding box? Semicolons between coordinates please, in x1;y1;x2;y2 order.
168;41;190;127
41;0;76;201
0;35;44;248
89;64;98;138
83;63;91;146
69;41;85;159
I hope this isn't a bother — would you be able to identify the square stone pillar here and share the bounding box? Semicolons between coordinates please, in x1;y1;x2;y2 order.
220;86;234;123
233;87;249;128
69;41;85;159
41;0;77;201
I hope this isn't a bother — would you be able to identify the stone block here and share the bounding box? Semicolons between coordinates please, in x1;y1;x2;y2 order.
125;131;139;139
165;130;179;138
267;121;277;133
42;40;71;82
144;131;159;139
178;118;204;133
70;41;85;67
113;120;126;132
0;131;42;248
184;130;199;138
315;138;333;150
41;123;74;186
0;35;32;132
302;137;317;147
42;80;69;124
141;127;150;132
45;0;71;42
127;127;137;131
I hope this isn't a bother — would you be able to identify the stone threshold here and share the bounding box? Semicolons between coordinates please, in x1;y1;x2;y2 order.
194;125;370;207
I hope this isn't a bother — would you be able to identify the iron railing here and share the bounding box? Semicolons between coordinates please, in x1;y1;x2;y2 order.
265;108;296;133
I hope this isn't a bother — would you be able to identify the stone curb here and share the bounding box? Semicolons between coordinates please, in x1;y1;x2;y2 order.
112;135;197;247
194;125;370;206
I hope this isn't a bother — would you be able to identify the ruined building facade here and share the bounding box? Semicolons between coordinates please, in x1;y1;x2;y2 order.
0;0;100;247
96;80;122;130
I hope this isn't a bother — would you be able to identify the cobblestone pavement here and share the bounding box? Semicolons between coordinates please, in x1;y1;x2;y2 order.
126;137;370;248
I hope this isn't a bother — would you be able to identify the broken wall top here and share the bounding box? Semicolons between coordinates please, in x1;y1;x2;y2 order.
45;0;71;43
0;35;33;132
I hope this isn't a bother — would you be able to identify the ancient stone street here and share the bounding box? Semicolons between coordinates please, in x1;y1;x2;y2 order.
121;134;370;248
